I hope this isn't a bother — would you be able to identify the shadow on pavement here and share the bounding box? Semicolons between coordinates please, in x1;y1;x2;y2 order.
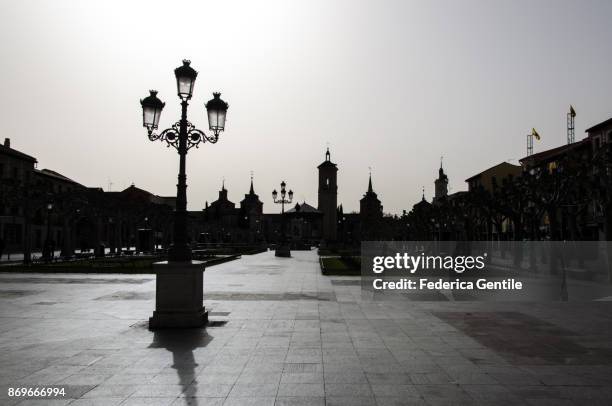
149;329;214;404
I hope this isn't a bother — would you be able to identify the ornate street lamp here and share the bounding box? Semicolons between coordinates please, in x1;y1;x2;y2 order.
272;181;293;257
140;59;229;262
140;59;228;329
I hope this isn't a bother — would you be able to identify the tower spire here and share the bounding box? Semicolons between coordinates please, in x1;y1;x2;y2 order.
368;167;373;193
325;147;330;162
438;155;446;178
422;186;425;201
249;171;254;194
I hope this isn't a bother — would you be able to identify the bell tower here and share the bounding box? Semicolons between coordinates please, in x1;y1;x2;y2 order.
317;148;338;241
434;157;448;202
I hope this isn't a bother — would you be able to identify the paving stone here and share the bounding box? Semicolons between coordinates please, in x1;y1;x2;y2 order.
14;401;73;406
236;371;281;384
171;398;225;406
277;383;324;397
273;397;325;406
182;383;233;397
370;384;419;397
227;383;278;397
194;372;240;384
223;398;275;406
131;384;184;397
68;399;125;406
121;398;176;406
81;384;137;398
375;397;427;406
324;371;368;383
324;383;374;397
324;397;377;406
365;372;412;385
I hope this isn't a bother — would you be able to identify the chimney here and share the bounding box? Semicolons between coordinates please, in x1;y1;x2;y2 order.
3;138;9;148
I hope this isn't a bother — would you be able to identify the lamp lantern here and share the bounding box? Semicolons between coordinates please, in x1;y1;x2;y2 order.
174;60;198;100
206;92;229;135
140;90;165;131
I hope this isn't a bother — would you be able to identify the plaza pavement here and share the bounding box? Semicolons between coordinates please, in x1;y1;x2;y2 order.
0;250;612;406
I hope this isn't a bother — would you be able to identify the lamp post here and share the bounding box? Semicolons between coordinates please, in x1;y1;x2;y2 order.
108;217;116;255
140;60;228;262
272;181;293;257
140;59;229;329
43;203;53;263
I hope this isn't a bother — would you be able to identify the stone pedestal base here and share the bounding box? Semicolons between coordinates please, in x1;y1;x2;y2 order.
149;261;208;329
275;245;291;257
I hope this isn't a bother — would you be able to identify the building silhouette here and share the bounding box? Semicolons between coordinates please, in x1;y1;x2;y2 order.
0;138;176;261
465;162;522;193
6;113;611;262
1;140;397;257
198;181;247;243
239;175;264;239
359;173;383;240
286;202;322;246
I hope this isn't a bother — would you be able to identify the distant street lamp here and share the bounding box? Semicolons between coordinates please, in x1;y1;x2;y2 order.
140;59;228;329
43;203;53;263
141;60;228;261
272;181;293;257
108;217;117;255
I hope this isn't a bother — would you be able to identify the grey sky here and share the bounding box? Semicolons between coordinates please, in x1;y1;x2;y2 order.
1;0;611;213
